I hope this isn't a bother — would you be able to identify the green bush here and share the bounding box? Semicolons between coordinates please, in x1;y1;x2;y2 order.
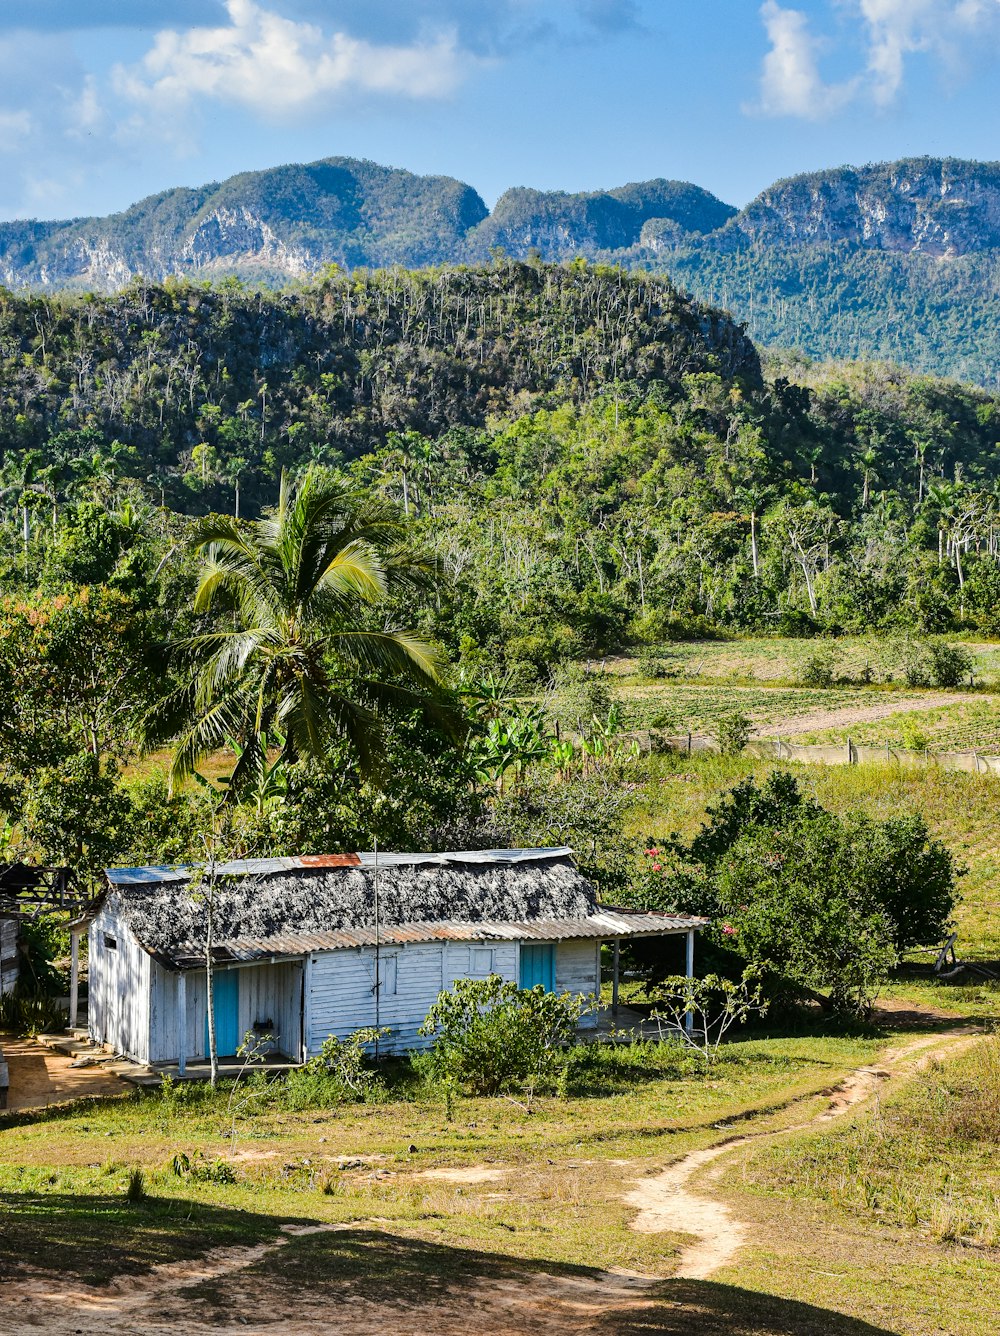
927;640;973;688
716;710;754;756
417;975;591;1096
637;648;678;680
800;649;838;688
635;774;961;1016
0;988;67;1036
281;1028;388;1109
901;639;973;688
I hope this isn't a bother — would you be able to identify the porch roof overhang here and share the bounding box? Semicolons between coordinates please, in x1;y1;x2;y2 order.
164;908;709;970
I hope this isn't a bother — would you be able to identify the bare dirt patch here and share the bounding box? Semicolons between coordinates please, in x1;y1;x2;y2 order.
415;1165;505;1183
759;691;979;738
2;1037;126;1112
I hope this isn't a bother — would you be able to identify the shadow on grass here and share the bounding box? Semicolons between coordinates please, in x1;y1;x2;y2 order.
0;1189;307;1286
597;1278;902;1335
0;1206;904;1333
204;1228;900;1335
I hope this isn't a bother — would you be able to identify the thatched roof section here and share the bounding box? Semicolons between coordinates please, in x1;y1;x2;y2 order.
110;851;597;962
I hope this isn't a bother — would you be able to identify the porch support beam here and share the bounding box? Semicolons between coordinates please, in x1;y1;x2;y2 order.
685;928;695;1032
68;930;80;1030
611;939;620;1017
176;971;187;1076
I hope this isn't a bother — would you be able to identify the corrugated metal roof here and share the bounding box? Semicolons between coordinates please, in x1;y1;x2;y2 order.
166;909;708;967
106;847;574;887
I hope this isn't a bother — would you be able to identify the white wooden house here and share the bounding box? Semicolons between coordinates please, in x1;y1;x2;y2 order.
82;848;706;1069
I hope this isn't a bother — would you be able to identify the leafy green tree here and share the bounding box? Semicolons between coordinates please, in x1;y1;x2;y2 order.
635;774;959;1014
147;468;448;797
713;815;900;1014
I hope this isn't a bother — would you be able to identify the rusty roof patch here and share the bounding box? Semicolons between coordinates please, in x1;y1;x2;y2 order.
298;853;362;868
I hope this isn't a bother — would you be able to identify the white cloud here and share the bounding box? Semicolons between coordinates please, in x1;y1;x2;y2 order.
748;2;856;119
858;0;1000;104
0;109;33;151
750;0;1000;119
114;0;471;119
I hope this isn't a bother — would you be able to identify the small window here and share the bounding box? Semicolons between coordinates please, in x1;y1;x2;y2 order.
377;955;397;996
103;933;118;951
470;947;494;975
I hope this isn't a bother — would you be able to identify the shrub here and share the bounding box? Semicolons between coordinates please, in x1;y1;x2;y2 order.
634;774;961;1016
800;649;838;688
650;970;768;1064
417;975;591;1096
0;988;67;1036
637;649;678;680
125;1168;147;1204
927;640;973;688
902;642;932;687
716;710;754;756
281;1028;388;1109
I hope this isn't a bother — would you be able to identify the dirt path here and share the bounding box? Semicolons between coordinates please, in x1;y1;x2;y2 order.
758;690;981;738
624;1030;978;1281
1;1036;126;1111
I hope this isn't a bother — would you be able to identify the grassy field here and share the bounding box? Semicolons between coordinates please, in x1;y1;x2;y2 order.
605;637;1000;687
543;637;1000;745
793;696;1000;752
2;1027;997;1333
707;1037;1000;1336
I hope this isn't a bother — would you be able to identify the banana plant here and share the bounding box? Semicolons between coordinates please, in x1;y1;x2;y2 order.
196;730;289;815
469;709;552;795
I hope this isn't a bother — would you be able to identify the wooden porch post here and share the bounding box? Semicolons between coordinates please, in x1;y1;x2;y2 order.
176;972;187;1076
685;929;695;1033
611;940;620;1017
68;930;80;1030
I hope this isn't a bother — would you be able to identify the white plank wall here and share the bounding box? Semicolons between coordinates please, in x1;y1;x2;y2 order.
306;942;515;1056
150;960;304;1063
556;940;600;1027
87;906;151;1062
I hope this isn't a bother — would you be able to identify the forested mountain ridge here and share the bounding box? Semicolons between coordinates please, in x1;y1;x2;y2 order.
0;157;490;290
3;153;1000;382
0;262;759;513
3;260;1000;653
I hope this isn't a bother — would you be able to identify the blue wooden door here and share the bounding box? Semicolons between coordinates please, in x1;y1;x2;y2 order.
519;943;556;992
205;970;240;1057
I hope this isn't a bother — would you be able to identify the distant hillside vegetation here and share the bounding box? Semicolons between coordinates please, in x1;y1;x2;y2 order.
3;153;1000;382
0;261;758;514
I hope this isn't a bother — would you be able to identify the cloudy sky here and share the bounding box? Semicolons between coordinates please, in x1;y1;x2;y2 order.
1;1;998;220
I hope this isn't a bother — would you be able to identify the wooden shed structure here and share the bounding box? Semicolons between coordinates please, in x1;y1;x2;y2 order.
82;848;706;1070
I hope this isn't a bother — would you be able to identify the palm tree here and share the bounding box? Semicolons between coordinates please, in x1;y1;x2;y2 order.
146;469;449;797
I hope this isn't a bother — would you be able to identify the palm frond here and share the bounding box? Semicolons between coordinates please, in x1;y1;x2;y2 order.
328;629;444;684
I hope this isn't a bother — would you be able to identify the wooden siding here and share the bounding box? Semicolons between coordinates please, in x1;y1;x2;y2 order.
556;939;600;1027
149;960;304;1064
1;916;18;997
307;940;519;1056
87;906;151;1063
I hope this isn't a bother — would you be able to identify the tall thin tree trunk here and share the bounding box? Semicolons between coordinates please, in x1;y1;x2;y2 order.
750;512;759;578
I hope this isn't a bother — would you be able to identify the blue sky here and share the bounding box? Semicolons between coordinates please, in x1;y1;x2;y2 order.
1;1;999;221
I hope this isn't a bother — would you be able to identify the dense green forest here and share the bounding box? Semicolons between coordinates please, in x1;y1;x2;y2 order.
0;260;998;893
665;243;1000;388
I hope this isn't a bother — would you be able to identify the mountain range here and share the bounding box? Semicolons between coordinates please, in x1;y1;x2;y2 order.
3;154;1000;383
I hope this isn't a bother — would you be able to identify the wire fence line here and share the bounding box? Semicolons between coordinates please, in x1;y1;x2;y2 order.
661;734;1000;777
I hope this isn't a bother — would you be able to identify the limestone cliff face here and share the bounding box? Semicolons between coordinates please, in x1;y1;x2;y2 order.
728;158;1000;257
2;153;1000;295
0;156;489;290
